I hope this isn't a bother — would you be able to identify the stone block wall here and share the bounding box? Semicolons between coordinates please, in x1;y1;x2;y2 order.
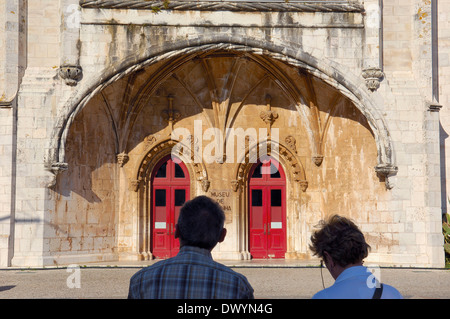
0;0;447;267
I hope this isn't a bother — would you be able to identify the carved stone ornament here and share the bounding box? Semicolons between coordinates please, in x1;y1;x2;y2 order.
144;135;157;150
260;110;278;125
362;67;384;92
80;0;365;13
59;65;83;86
201;179;211;192
231;180;241;192
312;155;324;166
161;95;181;125
117;152;129;167
50;162;69;175
375;163;398;189
44;162;69;188
130;180;141;192
299;180;309;193
285;136;297;154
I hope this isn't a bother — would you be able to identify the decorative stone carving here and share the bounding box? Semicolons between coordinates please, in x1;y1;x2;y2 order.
312;155;324;166
144;135;157;150
375;163;398;189
201;179;211;192
49;162;69;175
161;95;181;127
80;0;365;13
59;65;83;86
285;136;297;154
299;180;309;193
260;94;278;126
130;179;141;192
231;180;241;192
260;110;279;125
117;152;129;167
362;67;384;91
44;162;69;188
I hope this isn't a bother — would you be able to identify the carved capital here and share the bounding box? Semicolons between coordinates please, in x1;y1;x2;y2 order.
259;110;279;125
312;155;324;166
362;67;384;91
59;65;83;86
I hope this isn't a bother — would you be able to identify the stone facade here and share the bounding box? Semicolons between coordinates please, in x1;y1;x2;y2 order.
0;0;447;267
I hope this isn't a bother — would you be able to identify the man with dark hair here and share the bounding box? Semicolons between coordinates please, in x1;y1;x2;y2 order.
128;195;254;299
309;215;402;299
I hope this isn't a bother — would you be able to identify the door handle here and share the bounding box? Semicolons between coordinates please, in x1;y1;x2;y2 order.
263;224;266;235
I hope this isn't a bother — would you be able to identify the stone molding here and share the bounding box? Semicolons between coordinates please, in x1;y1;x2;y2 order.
79;0;365;12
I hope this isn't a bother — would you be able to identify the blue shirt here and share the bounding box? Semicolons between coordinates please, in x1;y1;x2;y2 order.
312;266;403;299
128;246;254;299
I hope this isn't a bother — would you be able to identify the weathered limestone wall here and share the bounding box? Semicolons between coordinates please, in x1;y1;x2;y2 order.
0;0;447;267
439;1;450;221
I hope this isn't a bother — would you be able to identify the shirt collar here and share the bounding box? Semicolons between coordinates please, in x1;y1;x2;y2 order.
334;266;368;284
178;245;213;259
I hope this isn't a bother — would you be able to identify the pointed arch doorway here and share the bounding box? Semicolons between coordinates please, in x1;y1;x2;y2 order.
151;155;190;259
248;157;287;259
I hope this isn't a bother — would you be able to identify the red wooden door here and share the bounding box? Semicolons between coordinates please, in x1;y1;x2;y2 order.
152;156;189;259
249;158;286;259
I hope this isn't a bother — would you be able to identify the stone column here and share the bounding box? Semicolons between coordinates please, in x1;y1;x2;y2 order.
59;0;82;86
11;0;61;266
362;0;384;92
0;0;26;267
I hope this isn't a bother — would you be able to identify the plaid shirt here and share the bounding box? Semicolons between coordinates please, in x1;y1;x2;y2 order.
128;246;254;299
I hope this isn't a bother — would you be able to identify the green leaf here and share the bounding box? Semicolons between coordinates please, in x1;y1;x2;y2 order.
443;223;450;235
445;243;450;254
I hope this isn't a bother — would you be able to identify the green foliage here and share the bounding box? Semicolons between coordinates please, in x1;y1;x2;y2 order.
145;0;170;13
444;213;450;267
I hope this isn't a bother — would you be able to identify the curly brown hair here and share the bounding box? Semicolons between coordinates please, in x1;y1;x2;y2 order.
309;215;371;267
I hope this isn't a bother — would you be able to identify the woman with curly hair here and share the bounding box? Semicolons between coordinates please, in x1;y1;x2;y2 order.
309;215;402;299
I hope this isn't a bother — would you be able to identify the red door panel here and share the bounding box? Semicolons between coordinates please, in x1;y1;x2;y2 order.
249;158;286;259
152;156;189;259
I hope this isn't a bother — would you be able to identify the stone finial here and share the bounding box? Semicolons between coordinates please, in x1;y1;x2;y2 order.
59;65;83;86
362;67;384;92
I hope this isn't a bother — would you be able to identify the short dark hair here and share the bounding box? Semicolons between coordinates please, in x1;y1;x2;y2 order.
309;215;371;267
177;196;225;250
